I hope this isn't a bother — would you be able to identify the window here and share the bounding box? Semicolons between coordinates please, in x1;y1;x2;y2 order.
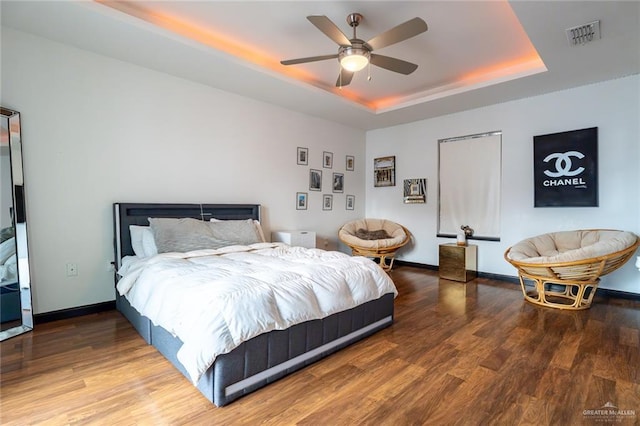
438;131;502;241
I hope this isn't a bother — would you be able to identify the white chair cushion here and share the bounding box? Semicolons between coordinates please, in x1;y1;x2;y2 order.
507;230;637;264
339;219;407;249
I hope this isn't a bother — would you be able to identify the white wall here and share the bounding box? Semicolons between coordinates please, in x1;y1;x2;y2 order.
366;74;640;293
1;28;367;314
3;27;638;315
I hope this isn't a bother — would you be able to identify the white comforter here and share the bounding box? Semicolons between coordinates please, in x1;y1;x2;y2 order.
117;242;397;384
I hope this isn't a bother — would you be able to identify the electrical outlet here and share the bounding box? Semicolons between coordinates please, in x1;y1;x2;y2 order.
66;263;78;277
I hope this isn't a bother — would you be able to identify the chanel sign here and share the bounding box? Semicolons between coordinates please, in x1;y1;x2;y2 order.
533;127;598;207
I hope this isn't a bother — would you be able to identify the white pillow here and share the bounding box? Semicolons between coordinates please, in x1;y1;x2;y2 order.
253;221;267;243
129;225;158;258
141;227;158;257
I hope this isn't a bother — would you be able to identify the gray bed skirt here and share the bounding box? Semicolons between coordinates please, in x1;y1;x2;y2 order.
116;292;394;406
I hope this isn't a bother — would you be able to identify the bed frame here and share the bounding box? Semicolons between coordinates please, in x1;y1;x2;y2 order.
113;203;395;406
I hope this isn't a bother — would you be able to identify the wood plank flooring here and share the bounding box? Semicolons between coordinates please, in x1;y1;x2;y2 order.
1;266;639;425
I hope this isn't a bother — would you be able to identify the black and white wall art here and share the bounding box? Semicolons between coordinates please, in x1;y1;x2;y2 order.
533;127;598;207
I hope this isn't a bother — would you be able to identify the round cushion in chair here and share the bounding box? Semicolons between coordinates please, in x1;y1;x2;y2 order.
507;229;638;264
339;219;407;250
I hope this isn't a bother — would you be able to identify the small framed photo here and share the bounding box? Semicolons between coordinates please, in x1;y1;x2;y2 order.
332;172;344;193
403;178;427;203
323;194;333;211
374;155;396;187
297;147;308;165
346;155;355;171
296;192;308;210
309;169;322;191
346;195;355;210
323;151;333;169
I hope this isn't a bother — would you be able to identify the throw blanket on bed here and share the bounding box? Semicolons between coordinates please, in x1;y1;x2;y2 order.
117;242;397;384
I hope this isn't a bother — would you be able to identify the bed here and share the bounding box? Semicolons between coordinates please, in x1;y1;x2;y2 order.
113;203;397;406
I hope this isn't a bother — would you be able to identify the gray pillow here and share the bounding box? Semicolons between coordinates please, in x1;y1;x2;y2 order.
355;228;391;240
208;219;262;245
149;218;231;253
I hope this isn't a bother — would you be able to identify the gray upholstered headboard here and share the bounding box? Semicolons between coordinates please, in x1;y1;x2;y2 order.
113;203;261;270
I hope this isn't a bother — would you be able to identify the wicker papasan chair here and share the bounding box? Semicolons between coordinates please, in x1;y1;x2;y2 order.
504;229;639;310
339;219;410;271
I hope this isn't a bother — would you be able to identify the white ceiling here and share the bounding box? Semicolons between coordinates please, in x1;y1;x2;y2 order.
1;1;639;130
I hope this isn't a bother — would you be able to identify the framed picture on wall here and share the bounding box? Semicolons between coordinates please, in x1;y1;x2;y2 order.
346;155;355;171
332;172;344;193
323;151;333;169
296;192;308;210
374;156;395;187
533;127;598;207
323;194;333;211
309;169;322;191
297;147;308;165
346;195;355;210
403;178;427;203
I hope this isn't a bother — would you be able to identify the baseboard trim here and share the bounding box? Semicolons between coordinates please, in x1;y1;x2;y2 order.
596;288;640;301
394;260;639;301
477;271;520;285
394;260;438;271
34;301;116;325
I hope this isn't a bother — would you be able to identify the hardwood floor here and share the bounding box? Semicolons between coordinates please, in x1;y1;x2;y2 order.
1;266;639;425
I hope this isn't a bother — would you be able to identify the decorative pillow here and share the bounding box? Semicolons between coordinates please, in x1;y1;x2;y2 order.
208;219;263;245
355;228;391;240
129;225;158;258
211;219;266;243
149;218;232;253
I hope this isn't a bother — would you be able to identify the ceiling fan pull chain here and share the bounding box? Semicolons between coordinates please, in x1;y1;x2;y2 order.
368;61;372;81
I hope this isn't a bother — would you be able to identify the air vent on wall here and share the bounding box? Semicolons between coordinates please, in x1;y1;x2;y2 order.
566;20;600;46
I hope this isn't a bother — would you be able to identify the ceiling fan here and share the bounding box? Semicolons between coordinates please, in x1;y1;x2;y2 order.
281;13;428;87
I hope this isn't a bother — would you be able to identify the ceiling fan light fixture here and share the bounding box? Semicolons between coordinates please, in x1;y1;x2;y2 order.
281;13;427;86
339;46;370;72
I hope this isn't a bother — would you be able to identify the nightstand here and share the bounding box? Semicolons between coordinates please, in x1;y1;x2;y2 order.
271;231;316;249
439;243;477;282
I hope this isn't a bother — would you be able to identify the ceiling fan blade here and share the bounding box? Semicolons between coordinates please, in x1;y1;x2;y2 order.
370;54;418;75
365;17;428;51
307;15;352;46
336;68;354;87
281;54;338;66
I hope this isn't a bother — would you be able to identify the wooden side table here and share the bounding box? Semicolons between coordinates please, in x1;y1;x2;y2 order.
439;243;477;282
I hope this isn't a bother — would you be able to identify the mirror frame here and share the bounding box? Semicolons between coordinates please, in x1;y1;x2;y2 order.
0;107;33;341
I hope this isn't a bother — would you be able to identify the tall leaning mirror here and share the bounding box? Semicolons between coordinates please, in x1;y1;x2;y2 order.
0;107;33;341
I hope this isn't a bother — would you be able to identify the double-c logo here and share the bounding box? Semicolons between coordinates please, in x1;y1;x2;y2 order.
543;151;585;177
